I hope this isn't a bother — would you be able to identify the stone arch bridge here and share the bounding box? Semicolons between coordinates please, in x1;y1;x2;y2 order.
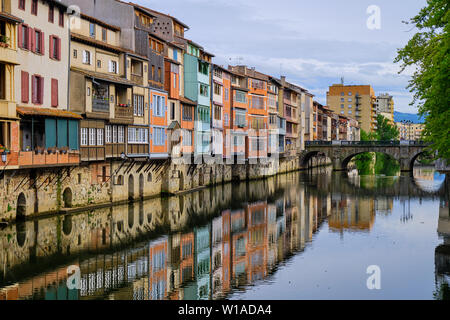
302;141;431;172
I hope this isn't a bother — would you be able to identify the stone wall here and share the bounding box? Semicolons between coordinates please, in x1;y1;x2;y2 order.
0;156;318;222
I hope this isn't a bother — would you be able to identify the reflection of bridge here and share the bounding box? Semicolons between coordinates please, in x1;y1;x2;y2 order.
303;141;430;172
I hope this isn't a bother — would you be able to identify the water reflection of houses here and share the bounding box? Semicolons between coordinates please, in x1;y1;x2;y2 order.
1;171;336;300
328;197;377;232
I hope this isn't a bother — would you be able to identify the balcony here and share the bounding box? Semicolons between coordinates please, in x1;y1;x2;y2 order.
92;97;110;113
0;100;16;119
115;104;133;121
131;73;143;85
7;149;81;168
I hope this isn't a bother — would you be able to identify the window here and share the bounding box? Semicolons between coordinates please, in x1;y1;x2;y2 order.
89;128;96;146
182;105;193;121
224;113;229;126
199;84;208;97
89;23;95;38
341;98;345;102
152;127;165;146
81;128;88;146
102;28;107;42
49;5;54;23
50;36;61;60
133;95;144;116
235;112;246;127
31;0;37;15
118;126;124;143
214;83;222;95
348;98;352;102
251;79;265;90
97;60;102;68
341;92;345;96
73;49;77;59
341;104;344;108
105;125;111;143
348;105;352;109
139;128;148;144
233;135;244;146
51;79;58;107
214;105;222;120
59;8;64;27
251;95;265;109
225;88;229;101
19;0;25;10
182;130;192;146
173;49;178;61
157;67;161;81
83;50;91;65
214;68;222;78
31;75;43;104
152;95;165;117
170;102;175;120
20;24;30;50
109;61;118;73
348;92;352;96
235;91;246;103
33;29;44;54
21;71;29;103
198;61;208;75
112;125;117;143
97;128;104;146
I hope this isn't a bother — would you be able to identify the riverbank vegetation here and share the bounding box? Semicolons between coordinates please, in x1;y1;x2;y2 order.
354;115;401;176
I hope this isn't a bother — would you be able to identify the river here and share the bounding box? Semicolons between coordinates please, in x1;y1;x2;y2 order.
0;167;448;300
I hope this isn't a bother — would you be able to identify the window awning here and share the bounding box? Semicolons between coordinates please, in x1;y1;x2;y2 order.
17;106;83;120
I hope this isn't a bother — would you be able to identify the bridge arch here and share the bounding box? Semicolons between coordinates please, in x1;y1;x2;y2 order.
301;151;329;167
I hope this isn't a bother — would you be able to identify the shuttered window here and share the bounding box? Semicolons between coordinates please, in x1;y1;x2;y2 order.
68;120;79;150
21;71;29;103
57;119;68;148
51;79;58;107
45;119;57;148
49;36;61;60
32;75;44;104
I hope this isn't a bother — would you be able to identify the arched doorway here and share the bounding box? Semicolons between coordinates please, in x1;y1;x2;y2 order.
139;174;144;199
128;175;134;200
17;193;26;221
63;188;73;208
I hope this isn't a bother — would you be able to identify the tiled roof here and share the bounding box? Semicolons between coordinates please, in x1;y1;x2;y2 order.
17;106;83;119
0;12;23;24
71;33;126;53
71;67;134;86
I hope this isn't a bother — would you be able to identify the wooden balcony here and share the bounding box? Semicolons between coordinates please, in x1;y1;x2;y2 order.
13;150;80;168
114;105;133;123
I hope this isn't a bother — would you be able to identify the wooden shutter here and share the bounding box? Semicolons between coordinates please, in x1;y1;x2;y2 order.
49;35;53;59
108;61;112;73
41;32;45;55
57;119;68;148
31;75;37;103
27;28;35;51
18;24;23;49
68;120;79;150
45;119;57;148
39;77;44;104
30;29;36;53
57;37;61;60
21;71;29;103
51;78;58;107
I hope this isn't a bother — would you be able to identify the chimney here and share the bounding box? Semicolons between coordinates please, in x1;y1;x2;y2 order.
281;76;286;84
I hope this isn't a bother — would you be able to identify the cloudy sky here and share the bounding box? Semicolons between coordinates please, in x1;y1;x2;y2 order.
135;0;426;113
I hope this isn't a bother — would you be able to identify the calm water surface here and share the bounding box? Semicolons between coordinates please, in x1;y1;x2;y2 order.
0;167;448;300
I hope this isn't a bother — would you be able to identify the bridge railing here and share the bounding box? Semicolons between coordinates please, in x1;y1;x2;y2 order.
305;140;431;147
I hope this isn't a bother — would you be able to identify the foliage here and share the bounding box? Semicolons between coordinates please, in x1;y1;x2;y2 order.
394;0;450;160
374;115;399;141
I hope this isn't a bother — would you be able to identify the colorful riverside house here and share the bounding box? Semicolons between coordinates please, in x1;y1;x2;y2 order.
230;66;269;160
183;39;213;158
69;13;134;173
228;68;249;162
212;64;231;160
267;77;285;155
0;3;22;170
148;237;168;300
280;78;300;156
11;0;81;169
246;201;268;283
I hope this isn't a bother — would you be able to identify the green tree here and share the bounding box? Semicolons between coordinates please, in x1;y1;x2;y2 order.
375;115;399;141
394;0;450;161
